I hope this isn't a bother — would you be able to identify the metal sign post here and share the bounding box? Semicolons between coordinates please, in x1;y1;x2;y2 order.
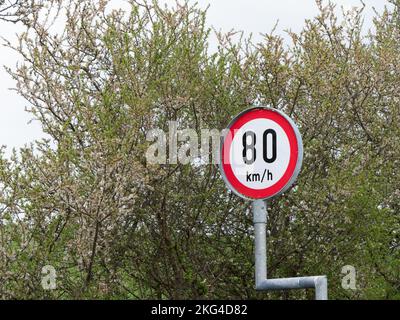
253;199;327;300
219;106;328;300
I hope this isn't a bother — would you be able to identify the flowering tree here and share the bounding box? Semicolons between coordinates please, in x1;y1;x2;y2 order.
0;0;399;299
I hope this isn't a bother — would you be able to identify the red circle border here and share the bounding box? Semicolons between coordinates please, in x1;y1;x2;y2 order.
221;109;299;200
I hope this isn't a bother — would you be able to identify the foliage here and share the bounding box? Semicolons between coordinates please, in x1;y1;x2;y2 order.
0;0;399;299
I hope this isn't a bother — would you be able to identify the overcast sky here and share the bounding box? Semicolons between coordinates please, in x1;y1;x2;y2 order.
0;0;388;157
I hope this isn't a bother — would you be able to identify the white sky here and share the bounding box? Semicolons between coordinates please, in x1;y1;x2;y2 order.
0;0;388;157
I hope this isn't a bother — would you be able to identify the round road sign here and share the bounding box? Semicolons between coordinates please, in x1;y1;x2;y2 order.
219;106;303;200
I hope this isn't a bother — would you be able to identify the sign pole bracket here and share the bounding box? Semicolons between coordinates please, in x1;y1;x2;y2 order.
253;199;328;300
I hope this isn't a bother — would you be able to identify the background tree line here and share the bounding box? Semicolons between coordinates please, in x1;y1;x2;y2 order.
0;0;399;299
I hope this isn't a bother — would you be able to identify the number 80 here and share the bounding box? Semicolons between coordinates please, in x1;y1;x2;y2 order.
242;130;277;165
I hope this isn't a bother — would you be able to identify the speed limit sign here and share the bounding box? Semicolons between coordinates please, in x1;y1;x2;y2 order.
219;106;303;200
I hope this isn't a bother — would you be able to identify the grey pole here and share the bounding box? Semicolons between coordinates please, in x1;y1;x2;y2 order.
253;199;267;288
253;199;328;300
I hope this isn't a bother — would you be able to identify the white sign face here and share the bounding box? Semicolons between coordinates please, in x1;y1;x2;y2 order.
220;107;303;200
230;118;291;190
